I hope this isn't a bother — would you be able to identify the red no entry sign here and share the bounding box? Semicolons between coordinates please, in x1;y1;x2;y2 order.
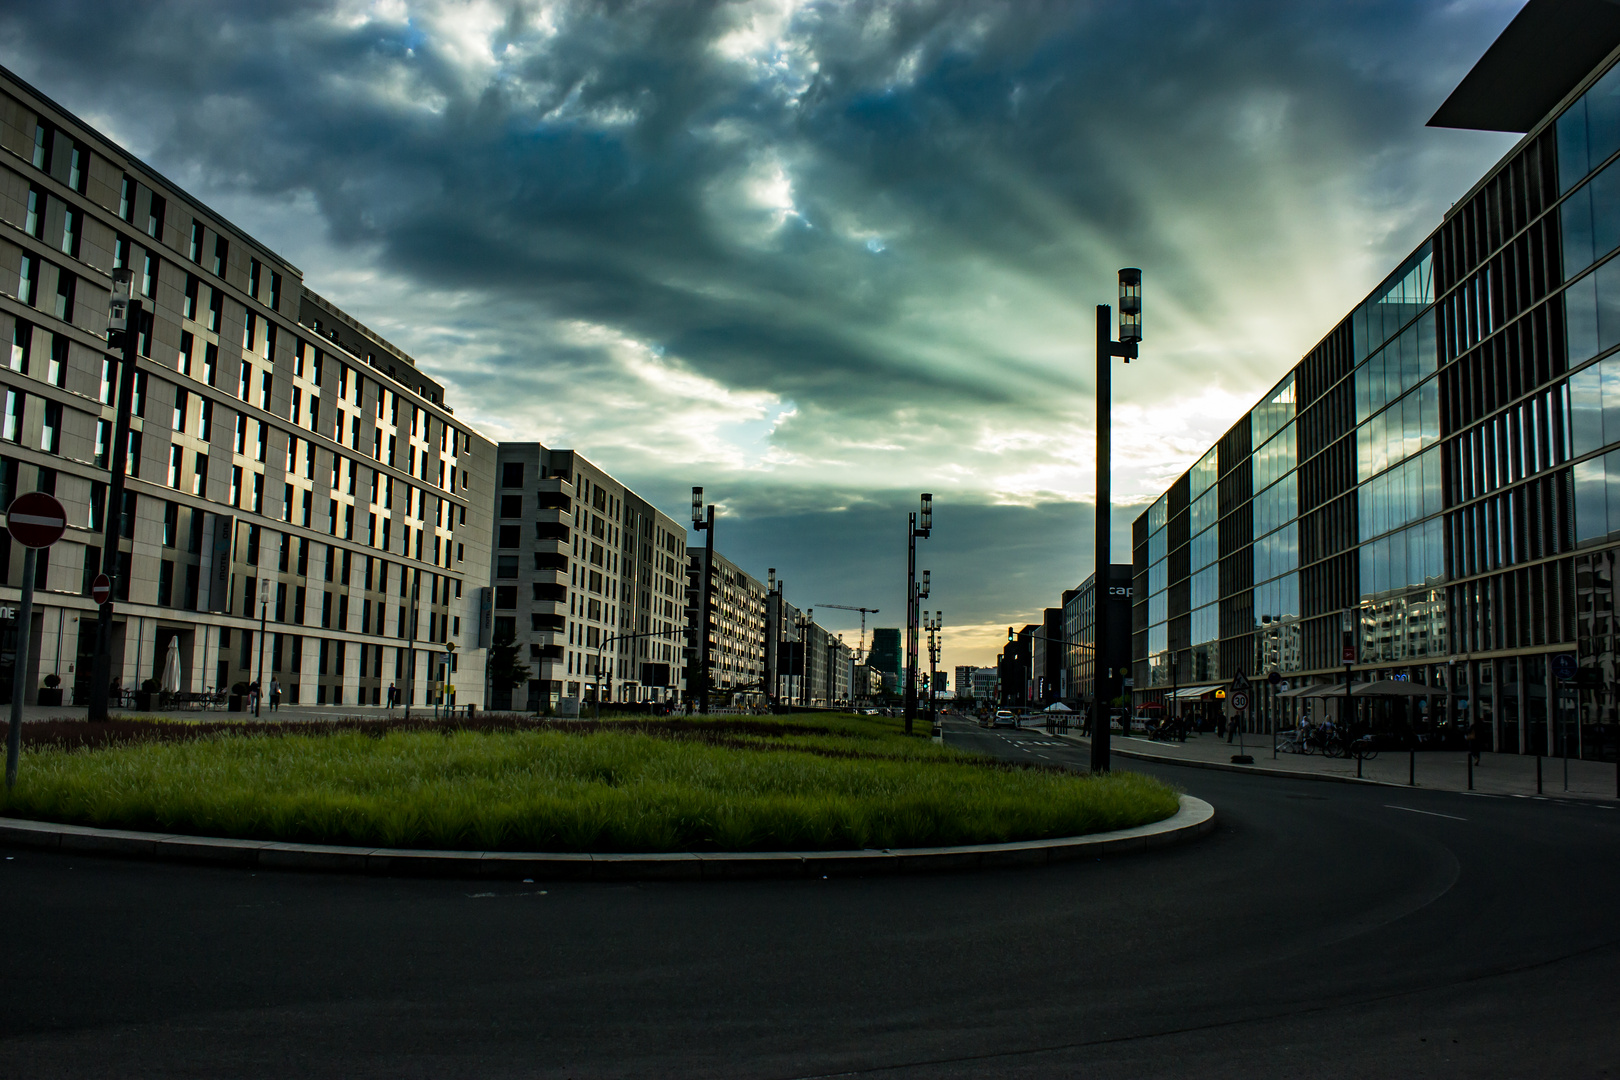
7;492;66;549
91;573;112;605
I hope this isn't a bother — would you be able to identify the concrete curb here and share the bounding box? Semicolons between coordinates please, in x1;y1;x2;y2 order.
0;795;1214;881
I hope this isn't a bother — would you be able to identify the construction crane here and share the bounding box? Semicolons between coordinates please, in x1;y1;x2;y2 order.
818;604;879;661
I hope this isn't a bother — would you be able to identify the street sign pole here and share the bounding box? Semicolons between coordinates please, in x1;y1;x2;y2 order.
6;493;67;788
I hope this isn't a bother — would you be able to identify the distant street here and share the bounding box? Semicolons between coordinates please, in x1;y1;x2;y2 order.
2;715;1616;1079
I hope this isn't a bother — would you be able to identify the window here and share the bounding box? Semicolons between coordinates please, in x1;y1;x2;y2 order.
67;142;86;193
3;389;22;442
173;387;188;431
192;453;207;497
40;401;59;453
9;321;28;373
240;362;252;402
113;235;129;271
168;444;182;487
46;333;64;388
61;208;78;258
203;342;218;386
213;236;228;277
163;502;178;547
256;422;266;463
31;123;49;170
207;288;221;331
497;554;519;578
147;195;165;240
94;419;109;468
252;471;263;513
158;560;174;607
233;412;246;454
18;254;37;306
189;221;204;262
501;461;524;487
284;483;294;521
132;370;147;417
243;311;256;352
260;371;272;411
269;271;281;312
24;186;41;237
141;251;156;298
501;494;523;517
249;258;261;300
230;465;242;507
498;524;520;548
53;269;74;322
126;431;141;478
198;400;212;441
119;174;134;220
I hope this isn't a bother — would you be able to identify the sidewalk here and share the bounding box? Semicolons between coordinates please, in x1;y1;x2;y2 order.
10;703;459;723
1051;727;1620;802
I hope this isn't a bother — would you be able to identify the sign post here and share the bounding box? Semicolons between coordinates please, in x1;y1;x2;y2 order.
1229;673;1253;765
6;493;66;789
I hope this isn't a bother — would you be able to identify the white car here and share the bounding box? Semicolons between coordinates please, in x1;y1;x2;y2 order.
993;710;1017;728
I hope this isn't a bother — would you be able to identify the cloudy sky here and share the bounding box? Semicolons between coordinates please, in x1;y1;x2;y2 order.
0;0;1524;670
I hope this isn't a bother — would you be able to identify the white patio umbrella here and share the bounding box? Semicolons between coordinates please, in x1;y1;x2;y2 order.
161;637;182;695
1043;701;1073;712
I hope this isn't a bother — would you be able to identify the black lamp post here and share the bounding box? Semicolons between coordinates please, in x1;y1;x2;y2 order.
904;492;933;736
924;610;943;726
88;267;141;722
1092;268;1141;774
691;487;715;714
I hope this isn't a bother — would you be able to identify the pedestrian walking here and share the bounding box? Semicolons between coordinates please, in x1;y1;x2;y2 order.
387;682;398;712
269;678;282;712
249;679;261;713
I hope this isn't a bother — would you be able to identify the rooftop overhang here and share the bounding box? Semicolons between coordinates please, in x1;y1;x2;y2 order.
1429;0;1620;132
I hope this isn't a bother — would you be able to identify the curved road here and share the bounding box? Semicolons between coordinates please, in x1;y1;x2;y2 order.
3;715;1616;1078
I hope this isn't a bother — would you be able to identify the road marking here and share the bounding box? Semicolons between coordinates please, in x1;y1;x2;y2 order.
1384;804;1467;822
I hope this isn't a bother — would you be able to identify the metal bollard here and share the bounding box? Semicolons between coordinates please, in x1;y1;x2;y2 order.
1536;754;1543;795
1467;750;1473;791
1409;747;1415;787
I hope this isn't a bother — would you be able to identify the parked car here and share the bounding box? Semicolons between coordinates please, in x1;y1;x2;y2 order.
993;710;1017;728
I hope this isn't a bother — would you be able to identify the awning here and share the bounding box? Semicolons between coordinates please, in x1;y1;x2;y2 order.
1169;685;1221;699
1352;679;1444;698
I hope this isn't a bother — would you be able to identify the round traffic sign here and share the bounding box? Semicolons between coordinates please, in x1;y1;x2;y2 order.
91;573;112;606
1230;691;1249;712
7;492;66;549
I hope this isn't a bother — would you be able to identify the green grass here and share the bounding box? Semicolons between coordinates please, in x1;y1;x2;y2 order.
0;713;1181;853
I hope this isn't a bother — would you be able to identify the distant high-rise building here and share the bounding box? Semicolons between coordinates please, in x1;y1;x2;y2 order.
867;627;901;676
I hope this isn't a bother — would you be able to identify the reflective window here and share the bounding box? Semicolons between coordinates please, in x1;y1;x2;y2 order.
1253;522;1298;585
1562;256;1620;366
1359;446;1442;541
1356;378;1439;481
1191;522;1218;571
1355;310;1437;422
1189;447;1218;497
1574;446;1620;545
1190;486;1217;536
1557;60;1620;194
1191;565;1218;609
1354;245;1433;362
1359;518;1445;600
1252;375;1295;448
1560;155;1620;281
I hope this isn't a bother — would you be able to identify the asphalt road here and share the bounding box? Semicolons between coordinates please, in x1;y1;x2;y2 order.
2;716;1617;1079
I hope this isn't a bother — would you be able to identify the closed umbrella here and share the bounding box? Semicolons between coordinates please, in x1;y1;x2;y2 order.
161;637;182;695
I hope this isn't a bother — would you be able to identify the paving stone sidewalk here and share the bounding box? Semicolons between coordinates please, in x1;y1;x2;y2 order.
1045;726;1620;802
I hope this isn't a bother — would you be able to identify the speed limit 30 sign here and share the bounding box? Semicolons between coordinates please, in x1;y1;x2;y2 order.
1230;691;1249;712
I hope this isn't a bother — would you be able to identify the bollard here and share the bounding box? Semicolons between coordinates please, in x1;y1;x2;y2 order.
1409;747;1415;787
1536;754;1542;795
1467;750;1474;791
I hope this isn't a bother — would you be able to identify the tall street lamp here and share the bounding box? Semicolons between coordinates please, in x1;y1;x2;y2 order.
691;487;716;714
924;610;943;726
904;493;932;735
253;576;269;718
1092;268;1141;774
794;608;814;707
88;267;142;722
767;568;778;709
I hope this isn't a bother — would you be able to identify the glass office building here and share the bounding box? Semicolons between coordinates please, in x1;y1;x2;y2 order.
1132;3;1620;758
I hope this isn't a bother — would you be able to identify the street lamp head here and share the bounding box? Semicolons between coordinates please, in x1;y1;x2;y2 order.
691;487;704;525
919;492;933;534
1118;268;1142;344
919;569;930;598
768;567;776;591
109;267;134;332
259;578;270;602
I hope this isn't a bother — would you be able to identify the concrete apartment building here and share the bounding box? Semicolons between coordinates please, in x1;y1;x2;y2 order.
764;591;854;707
685;547;766;705
0;67;495;707
492;444;688;711
954;664;976;701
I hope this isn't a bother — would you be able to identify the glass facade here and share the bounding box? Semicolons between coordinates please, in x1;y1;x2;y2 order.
1133;42;1620;760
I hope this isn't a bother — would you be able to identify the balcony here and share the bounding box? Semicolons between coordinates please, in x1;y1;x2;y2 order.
537;477;574;497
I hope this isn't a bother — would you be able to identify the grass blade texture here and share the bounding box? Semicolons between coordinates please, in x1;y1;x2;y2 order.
0;713;1179;853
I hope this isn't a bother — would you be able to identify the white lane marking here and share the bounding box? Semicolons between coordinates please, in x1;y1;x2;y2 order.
1384;804;1467;822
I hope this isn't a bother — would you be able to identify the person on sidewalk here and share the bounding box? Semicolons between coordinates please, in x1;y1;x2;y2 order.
269;679;282;712
387;682;398;713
